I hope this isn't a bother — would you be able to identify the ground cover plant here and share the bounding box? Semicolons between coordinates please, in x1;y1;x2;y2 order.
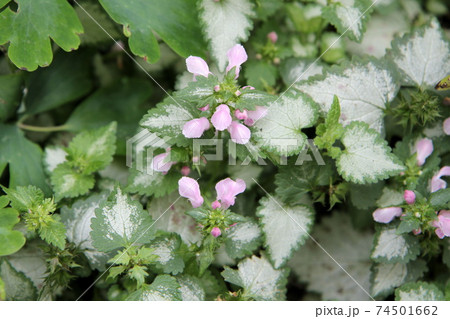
0;0;449;301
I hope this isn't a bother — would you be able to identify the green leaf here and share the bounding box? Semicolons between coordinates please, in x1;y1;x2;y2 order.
98;0;205;63
43;146;67;173
177;275;206;301
91;186;156;252
371;225;420;264
257;196;314;268
0;207;26;256
39;215;66;250
349;181;384;210
127;168;180;198
0;74;23;122
443;238;450;269
0;0;83;71
127;275;181;301
51;163;96;200
224;219;262;259
244;60;277;90
298;58;399;133
65;122;117;175
336;122;405;184
24;50;93;115
199;0;254;70
65;79;151;155
234;88;277;111
387;18;450;87
395;282;444;301
314;95;345;151
376;187;404;207
253;90;319;156
148;234;185;275
2;185;44;212
0;124;50;194
173;75;217;106
61;193;110;270
221;255;289;301
321;0;373;42
289;213;373;301
430;189;450;210
0;260;36;300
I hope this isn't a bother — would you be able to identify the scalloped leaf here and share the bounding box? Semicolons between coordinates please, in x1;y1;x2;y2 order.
257;196;314;268
322;0;373;42
336;122;405;184
148;234;185;275
371;226;420;264
0;260;36;300
0;0;83;71
199;0;254;70
289;213;373;301
388;18;450;88
91;186;155;252
221;255;289;301
177;275;206;301
224;219;262;259
127;275;181;301
127;168;180;198
253;90;319;156
98;0;205;63
297;59;399;133
0;206;26;257
395;282;444;301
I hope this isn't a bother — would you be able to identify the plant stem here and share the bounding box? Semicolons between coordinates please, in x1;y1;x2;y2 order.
17;122;69;133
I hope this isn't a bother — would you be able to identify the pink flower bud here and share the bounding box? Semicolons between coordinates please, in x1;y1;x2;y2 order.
432;210;450;239
235;109;248;120
372;207;403;223
186;56;210;78
413;138;433;166
182;117;210;138
226;44;248;78
211;104;232;131
267;31;278;44
211;200;221;210
199;104;210;112
215;178;246;209
151;152;176;173
403;190;416;205
235;90;241;96
178;177;204;208
431;166;450;192
228;121;251;144
242;86;255;90
211;227;221;237
444;117;450;135
181;166;190;176
412;229;422;235
244;106;268;126
214;85;220;92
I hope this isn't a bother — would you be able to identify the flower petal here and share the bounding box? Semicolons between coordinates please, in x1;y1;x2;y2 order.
178;177;204;208
215;177;246;209
444;117;450;135
182;117;210;138
244;106;268;126
372;207;402;223
226;44;248;77
228;121;251;144
414;138;433;166
151;152;175;173
211;104;232;131
186;56;210;77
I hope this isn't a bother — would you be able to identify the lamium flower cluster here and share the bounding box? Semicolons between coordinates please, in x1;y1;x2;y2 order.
182;44;268;145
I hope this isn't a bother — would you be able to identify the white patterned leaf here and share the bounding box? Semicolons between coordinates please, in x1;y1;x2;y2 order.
224;219;262;259
322;0;373;42
91;186;155;252
127;168;179;198
289;213;373;301
199;0;254;71
376;187;404;207
221;255;288;301
61;193;110;270
43;146;67;173
388;18;450;87
0;260;36;300
149;234;185;275
177;275;206;301
253;90;319;156
371;262;408;298
336;122;405;184
371;227;420;264
395;282;444;301
127;275;181;301
297;59;399;133
257;196;314;268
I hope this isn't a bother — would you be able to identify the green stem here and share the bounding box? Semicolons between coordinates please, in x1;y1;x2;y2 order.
17;122;69;133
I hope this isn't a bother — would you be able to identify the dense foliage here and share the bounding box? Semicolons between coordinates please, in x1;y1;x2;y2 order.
0;0;449;301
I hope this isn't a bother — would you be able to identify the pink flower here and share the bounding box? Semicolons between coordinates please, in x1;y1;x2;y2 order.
211;227;221;238
414;138;433;166
226;44;248;77
412;229;422;235
178;177;204;208
235;109;248;120
373;207;403;223
215;178;246;209
214;85;220;92
267;31;278;43
444;117;450;135
182;117;210;138
242;86;255;90
244;106;268;126
211;104;232;131
228;121;251;144
211;200;221;210
432;210;450;239
181;166;190;176
199;104;210;112
403;190;416;205
151;152;176;173
186;56;210;78
431;166;450;192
